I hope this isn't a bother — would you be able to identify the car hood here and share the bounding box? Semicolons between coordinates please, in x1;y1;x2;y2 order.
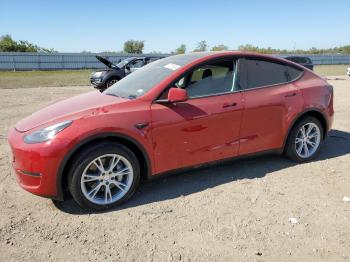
15;91;128;132
92;68;115;74
96;56;118;69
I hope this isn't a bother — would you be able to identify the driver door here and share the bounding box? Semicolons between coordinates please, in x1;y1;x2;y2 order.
150;58;243;174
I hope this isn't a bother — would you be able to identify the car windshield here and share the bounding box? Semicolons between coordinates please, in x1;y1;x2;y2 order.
115;58;134;68
104;53;207;99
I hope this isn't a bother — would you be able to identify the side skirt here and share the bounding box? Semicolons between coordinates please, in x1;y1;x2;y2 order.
147;148;284;181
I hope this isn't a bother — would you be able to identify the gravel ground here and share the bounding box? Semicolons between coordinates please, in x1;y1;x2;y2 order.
0;77;349;262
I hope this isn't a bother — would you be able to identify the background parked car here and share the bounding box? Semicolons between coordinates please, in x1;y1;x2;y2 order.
90;56;163;91
347;65;350;77
285;56;314;70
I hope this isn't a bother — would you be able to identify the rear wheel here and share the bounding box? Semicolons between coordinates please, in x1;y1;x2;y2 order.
285;116;323;162
68;142;140;211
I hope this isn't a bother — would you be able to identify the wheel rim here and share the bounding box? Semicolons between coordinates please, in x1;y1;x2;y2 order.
81;154;133;205
295;123;321;159
107;79;118;87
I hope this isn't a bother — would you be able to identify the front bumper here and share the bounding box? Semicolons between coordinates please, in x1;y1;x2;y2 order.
8;127;71;199
90;77;105;88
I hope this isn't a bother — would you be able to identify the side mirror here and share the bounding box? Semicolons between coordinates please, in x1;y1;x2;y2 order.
125;65;130;70
168;88;188;103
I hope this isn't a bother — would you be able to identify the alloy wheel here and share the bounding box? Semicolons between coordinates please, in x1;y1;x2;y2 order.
80;154;133;205
295;123;321;159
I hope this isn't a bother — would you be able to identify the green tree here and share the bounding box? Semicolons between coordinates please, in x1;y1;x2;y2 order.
211;44;229;51
173;44;186;54
0;34;55;52
238;44;259;52
0;35;19;51
123;40;145;54
193;40;208;52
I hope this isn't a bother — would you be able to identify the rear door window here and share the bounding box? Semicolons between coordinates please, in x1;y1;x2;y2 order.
246;59;289;89
242;58;304;90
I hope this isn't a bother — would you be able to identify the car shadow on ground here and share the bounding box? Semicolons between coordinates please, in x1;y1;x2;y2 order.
53;129;350;215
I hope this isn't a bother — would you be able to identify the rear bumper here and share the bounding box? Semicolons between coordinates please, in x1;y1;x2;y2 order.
326;112;334;137
8;128;71;199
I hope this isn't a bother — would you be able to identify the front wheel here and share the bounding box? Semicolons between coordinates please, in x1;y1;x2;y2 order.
106;78;118;88
285;116;323;162
68;142;140;211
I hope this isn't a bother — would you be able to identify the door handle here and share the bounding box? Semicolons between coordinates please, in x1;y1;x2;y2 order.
222;102;237;108
285;93;297;98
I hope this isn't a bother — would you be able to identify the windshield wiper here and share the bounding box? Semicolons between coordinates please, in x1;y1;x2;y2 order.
104;92;119;98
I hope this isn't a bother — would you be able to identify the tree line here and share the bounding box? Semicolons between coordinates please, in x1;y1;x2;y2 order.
0;35;56;53
237;44;350;55
1;35;349;55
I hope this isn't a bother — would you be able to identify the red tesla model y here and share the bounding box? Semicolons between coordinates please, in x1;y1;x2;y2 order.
8;52;334;210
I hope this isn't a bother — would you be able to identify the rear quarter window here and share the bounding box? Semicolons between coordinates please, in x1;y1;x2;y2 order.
286;65;303;81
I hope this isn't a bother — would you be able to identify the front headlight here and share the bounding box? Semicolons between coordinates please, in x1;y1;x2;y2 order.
24;120;72;144
93;72;104;77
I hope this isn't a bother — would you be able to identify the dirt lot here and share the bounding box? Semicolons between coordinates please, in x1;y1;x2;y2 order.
0;77;349;262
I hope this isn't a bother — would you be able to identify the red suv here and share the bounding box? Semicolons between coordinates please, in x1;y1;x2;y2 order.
8;52;334;210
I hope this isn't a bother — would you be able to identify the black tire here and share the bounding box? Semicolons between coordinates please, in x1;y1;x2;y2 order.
284;116;323;162
68;142;140;211
106;78;119;88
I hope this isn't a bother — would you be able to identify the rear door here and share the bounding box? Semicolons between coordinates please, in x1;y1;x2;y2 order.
238;57;304;155
150;58;243;174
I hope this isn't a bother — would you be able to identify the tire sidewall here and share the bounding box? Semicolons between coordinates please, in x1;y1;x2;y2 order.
285;117;324;162
68;143;140;211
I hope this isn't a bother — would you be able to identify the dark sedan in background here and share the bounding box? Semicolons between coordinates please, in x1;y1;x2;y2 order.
285;56;314;70
90;56;163;91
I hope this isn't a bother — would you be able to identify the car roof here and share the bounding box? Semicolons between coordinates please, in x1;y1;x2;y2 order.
173;51;301;66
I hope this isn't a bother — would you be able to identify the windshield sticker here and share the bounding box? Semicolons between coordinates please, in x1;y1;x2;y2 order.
164;63;181;71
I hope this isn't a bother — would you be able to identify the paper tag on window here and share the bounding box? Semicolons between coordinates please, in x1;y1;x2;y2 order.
164;63;181;70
